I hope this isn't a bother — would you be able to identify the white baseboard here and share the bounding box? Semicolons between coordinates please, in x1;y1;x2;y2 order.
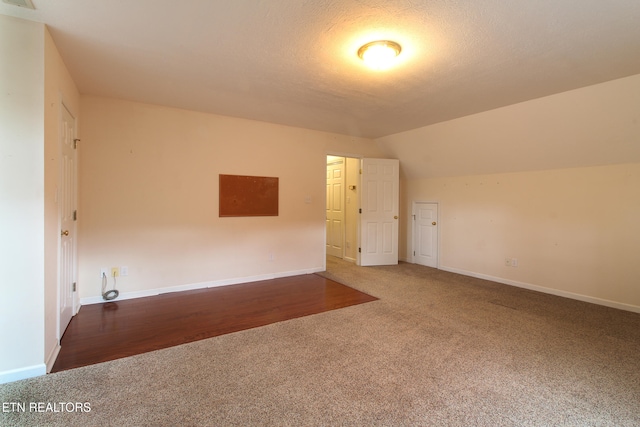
45;343;61;373
439;265;640;314
80;267;325;306
0;364;46;384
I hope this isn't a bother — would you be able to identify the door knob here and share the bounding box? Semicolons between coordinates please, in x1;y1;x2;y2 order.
432;222;437;226
61;230;69;236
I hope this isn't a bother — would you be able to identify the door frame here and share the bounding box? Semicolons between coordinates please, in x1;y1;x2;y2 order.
325;152;363;269
326;156;346;259
412;201;439;267
58;99;79;342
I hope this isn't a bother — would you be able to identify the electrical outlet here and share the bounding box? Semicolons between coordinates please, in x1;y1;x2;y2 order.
505;257;519;267
120;266;129;276
111;267;119;277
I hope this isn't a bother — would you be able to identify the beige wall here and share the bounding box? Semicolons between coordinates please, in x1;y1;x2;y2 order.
378;74;640;311
0;16;45;382
44;28;81;370
78;97;384;300
404;164;640;308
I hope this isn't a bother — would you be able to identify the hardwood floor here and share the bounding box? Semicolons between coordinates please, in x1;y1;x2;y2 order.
51;274;377;372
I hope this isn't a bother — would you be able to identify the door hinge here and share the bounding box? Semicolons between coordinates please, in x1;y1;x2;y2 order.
73;139;80;149
72;282;77;292
73;210;77;221
413;251;416;256
358;248;361;253
359;208;362;214
412;214;416;220
359;169;362;174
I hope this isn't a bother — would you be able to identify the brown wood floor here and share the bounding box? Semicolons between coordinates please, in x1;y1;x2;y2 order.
51;274;377;372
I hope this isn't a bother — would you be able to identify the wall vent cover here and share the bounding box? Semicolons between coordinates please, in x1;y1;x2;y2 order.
2;0;35;9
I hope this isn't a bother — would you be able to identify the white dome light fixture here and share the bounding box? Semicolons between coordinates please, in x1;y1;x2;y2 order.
357;40;402;70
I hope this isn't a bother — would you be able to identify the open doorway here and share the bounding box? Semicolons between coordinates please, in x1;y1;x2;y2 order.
326;155;360;263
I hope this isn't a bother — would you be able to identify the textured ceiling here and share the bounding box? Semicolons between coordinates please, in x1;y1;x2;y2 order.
3;0;640;138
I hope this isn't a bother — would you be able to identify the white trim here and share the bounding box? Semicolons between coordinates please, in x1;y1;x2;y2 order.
440;265;640;314
80;267;324;305
0;364;46;384
45;343;61;373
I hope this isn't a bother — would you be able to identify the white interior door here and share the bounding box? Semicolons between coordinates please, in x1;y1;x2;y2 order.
360;158;399;266
59;104;77;338
413;202;438;268
326;157;345;258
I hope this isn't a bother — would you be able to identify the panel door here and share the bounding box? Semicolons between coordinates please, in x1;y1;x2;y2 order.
414;202;438;268
59;104;77;338
360;158;399;266
326;157;345;258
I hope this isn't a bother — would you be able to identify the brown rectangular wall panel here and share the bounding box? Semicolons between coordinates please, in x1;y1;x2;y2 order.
219;174;279;217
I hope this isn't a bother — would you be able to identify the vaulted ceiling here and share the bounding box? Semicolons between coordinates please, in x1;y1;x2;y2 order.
3;0;640;138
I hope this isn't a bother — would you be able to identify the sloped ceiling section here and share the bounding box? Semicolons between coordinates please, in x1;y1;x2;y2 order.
2;0;640;138
377;74;640;179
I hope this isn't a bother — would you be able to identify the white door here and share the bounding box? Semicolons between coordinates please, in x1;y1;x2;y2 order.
413;202;438;268
326;157;345;258
360;158;399;266
59;104;77;338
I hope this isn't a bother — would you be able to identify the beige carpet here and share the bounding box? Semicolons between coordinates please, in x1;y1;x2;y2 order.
2;258;639;426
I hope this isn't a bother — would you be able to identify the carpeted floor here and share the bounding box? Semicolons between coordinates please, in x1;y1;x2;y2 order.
2;258;639;426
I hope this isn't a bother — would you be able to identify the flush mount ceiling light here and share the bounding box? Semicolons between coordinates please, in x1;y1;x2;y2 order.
357;40;402;70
